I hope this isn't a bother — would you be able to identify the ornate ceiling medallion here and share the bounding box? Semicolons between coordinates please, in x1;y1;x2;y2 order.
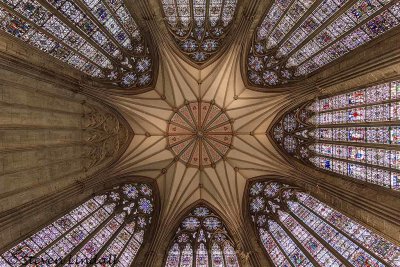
167;101;234;168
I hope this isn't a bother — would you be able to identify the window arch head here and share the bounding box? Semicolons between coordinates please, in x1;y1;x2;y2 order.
0;0;157;91
247;179;400;266
0;182;157;266
246;0;400;88
269;79;400;191
160;0;238;65
164;205;240;267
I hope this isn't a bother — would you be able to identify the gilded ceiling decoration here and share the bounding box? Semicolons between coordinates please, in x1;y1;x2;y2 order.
165;205;240;266
248;180;400;266
161;0;238;64
167;101;233;168
0;0;156;89
247;0;400;87
271;79;400;191
0;183;155;266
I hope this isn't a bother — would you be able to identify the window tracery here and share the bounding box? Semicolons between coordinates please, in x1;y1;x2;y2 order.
0;0;155;89
164;206;240;267
248;180;400;266
0;182;155;266
247;0;400;87
161;0;238;64
271;79;400;191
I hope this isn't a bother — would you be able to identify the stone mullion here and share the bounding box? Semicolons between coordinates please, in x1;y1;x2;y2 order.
274;0;329;52
206;242;213;266
192;232;197;267
178;245;182;266
0;2;105;71
189;0;195;43
168;0;193;41
282;0;359;62
35;0;118;68
173;0;181;25
298;202;390;266
31;203;104;261
201;0;211;55
294;1;399;69
218;0;226;22
266;226;296;267
222;243;229;267
55;210;116;267
312;151;393;173
317;99;397;115
275;218;321;267
114;228;140;266
260;0;297;45
309;152;395;190
73;1;131;56
88;221;127;266
287;210;353;267
315;121;400;128
313;139;400;151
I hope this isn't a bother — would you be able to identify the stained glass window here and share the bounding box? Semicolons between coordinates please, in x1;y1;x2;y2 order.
161;0;238;64
248;180;400;267
0;183;155;266
271;79;400;191
0;0;155;89
164;206;240;267
247;0;400;87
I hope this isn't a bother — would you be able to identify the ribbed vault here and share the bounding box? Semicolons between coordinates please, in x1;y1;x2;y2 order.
0;0;399;266
96;1;400;263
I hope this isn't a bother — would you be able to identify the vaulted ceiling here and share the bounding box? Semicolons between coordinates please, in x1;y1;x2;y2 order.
0;0;399;264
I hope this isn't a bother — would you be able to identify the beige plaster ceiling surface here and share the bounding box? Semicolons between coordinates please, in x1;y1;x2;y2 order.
98;27;308;245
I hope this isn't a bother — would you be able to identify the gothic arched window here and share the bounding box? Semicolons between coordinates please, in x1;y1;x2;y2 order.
161;0;238;64
271;79;400;191
164;205;240;267
247;0;400;87
0;0;155;89
248;180;400;266
0;183;155;266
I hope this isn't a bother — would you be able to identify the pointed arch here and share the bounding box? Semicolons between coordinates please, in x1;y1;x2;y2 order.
0;179;159;266
163;203;241;267
269;77;400;192
0;0;158;91
245;178;400;267
159;0;239;67
245;0;400;88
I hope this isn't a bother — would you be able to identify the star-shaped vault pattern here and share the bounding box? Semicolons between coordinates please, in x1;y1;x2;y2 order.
97;6;338;256
99;24;314;253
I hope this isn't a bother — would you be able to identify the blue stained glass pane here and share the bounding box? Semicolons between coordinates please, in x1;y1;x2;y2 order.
1;183;154;266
